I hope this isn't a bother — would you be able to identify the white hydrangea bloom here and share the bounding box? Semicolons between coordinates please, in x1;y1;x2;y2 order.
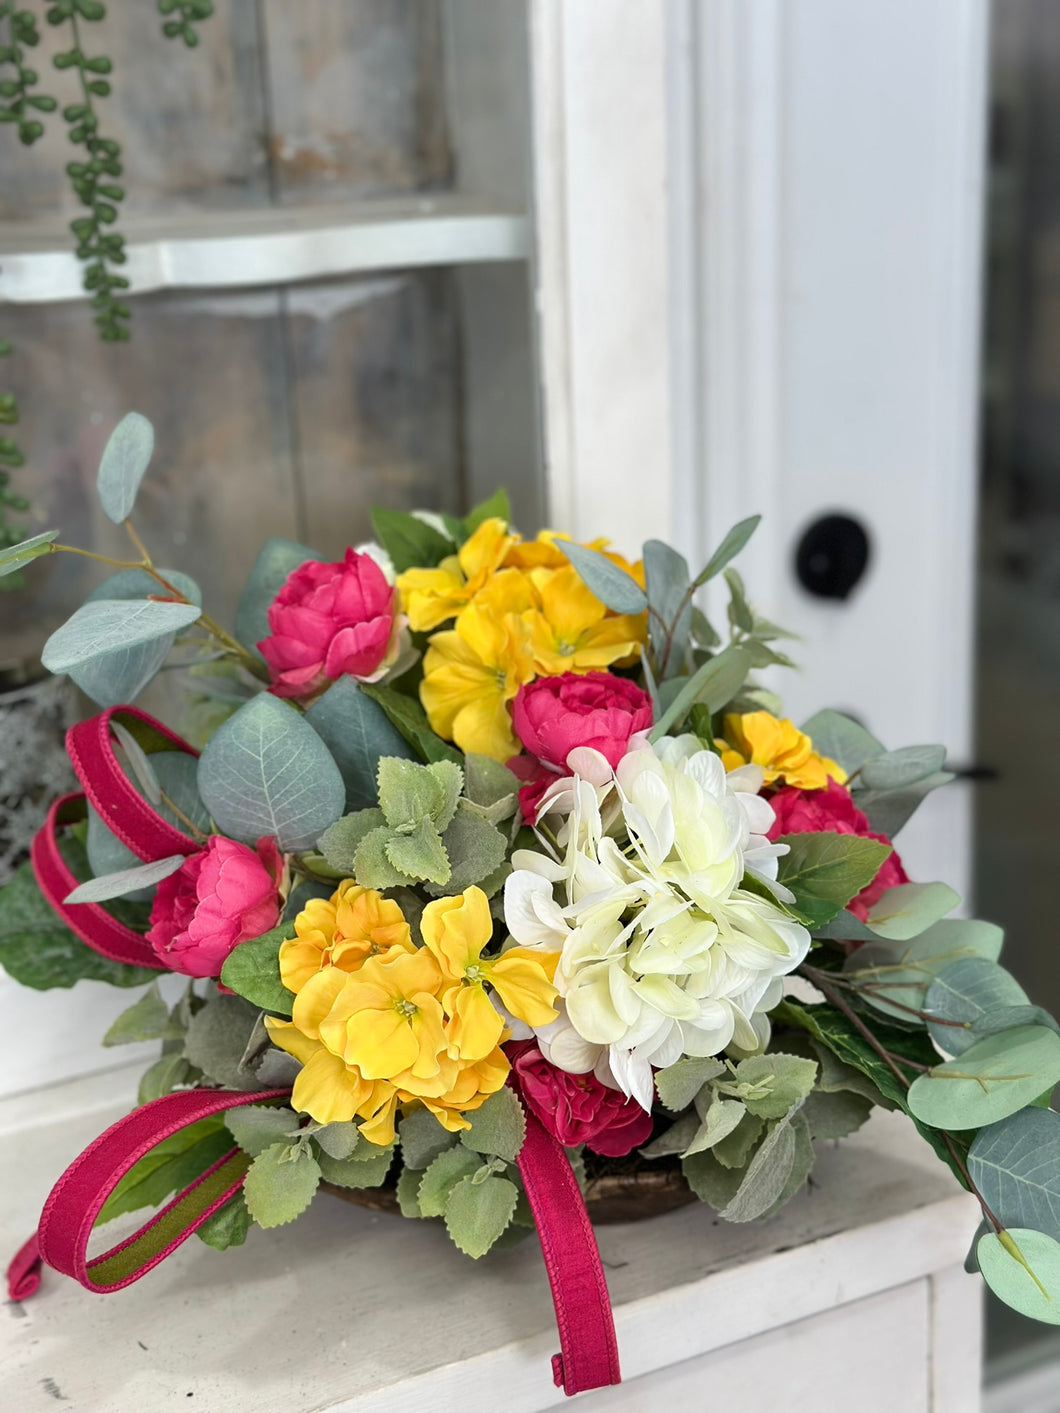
503;738;810;1110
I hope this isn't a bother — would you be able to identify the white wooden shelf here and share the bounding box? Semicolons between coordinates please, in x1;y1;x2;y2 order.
1;1065;983;1412
0;196;530;303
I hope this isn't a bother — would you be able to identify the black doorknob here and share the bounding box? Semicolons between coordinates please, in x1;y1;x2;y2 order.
794;513;871;601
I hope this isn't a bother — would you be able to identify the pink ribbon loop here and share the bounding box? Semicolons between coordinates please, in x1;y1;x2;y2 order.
10;1088;290;1299
32;793;165;970
512;1089;622;1396
66;705;201;863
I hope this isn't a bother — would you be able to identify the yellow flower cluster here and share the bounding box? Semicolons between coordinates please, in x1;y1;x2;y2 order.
397;518;646;761
717;711;846;790
265;882;560;1146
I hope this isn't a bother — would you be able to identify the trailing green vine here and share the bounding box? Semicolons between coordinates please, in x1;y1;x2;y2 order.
157;0;214;48
0;341;28;590
0;3;58;143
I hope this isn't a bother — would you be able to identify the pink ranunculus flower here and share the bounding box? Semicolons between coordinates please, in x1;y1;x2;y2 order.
147;836;283;978
258;548;399;701
508;671;653;822
508;1040;655;1156
767;777;909;921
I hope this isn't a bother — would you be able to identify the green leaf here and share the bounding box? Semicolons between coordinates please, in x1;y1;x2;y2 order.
86;805;152;896
735;1053;818;1120
96;410;154;523
197;694;345;852
977;1228;1060;1325
464;754;520;809
444;1173;519;1258
225;1104;297;1159
426;805;508;896
196;1194;252;1251
0;528;57;577
0;851;156;991
354;826;415;889
800;709;884;774
399;1107;459;1170
756;1111;815;1220
557;540;648;615
102;982;172;1046
969;1109;1060;1242
654;1057;725;1112
396;1165;425;1217
463;489;511;536
864;882;961;941
682;1147;745;1209
318;809;386;874
183;994;264;1091
316;1145;394;1188
306;678;414;811
924;959;1030;1055
97;1117;229;1224
314;1121;362;1161
692;515;762;587
359;683;463;766
717;1106;804;1222
418;1145;482;1217
64;852;185;905
460;1087;526;1163
378;756;463;832
775;832;891;929
371;506;453;574
220;923;295;1016
648;645;752;743
857;744;947;792
385;817;451;885
640;1111;702;1159
234;537;316;653
683;1099;747;1157
711;1112;766;1169
42;598;201;675
908;1026;1060;1130
724;566;755;634
644;539;692;676
968;1006;1060;1044
855;772;955;838
803;1087;872;1140
137;1053;191;1104
841;917;1006;1023
242;1142;321;1228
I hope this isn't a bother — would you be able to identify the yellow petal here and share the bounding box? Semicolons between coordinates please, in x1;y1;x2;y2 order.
357;1086;401;1147
488;952;560;1027
263;1016;319;1067
420;886;493;981
345;1007;420;1080
291;1047;365;1125
446;983;506;1064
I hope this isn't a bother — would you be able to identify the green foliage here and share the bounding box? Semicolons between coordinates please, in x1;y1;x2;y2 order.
731;1053;819;1120
42;597;201;675
224;1104;297;1159
64;851;185;904
968;1109;1060;1242
692;514;761;588
379;756;463;834
242;1142;321;1228
219;922;295;1016
463;753;520;811
197;694;345;852
976;1228;1060;1325
137;1052;191;1104
655;1057;725;1112
648;644;752;742
95;410;153;522
643;539;692;678
0;848;156;991
841;918;1005;1023
423;805;509;898
0;528;57;579
234;536;316;652
96;1115;229;1224
856;773;956;838
803;1087;873;1140
924;959;1030;1055
0;3;57;143
800;709;884;774
775;832;892;929
157;0;214;48
306;677;414;811
399;1108;459;1170
857;744;947;792
101;980;173;1046
862;882;961;941
907;1026;1060;1130
316;1144;394;1189
182;992;264;1090
370;506;453;574
557;539;648;615
459;1088;526;1163
359;682;462;766
444;1173;519;1258
681;1098;746;1157
196;1193;251;1251
684;1104;813;1223
463;488;511;536
418;1146;481;1217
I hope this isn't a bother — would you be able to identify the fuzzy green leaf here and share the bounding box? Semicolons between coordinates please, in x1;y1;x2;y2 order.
399;1107;459;1170
102;981;173;1046
426;806;508;897
314;1121;362;1161
225;1104;298;1159
243;1143;321;1228
137;1053;191;1105
460;1087;526;1163
418;1145;482;1217
683;1098;747;1157
183;993;264;1090
354;826;415;889
464;754;520;809
385;817;450;885
444;1174;519;1258
735;1053;818;1120
654;1057;725;1113
196;1194;252;1251
803;1087;873;1140
318;809;386;874
316;1145;394;1189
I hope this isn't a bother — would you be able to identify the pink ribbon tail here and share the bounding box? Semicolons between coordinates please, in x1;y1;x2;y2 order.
7;1233;42;1301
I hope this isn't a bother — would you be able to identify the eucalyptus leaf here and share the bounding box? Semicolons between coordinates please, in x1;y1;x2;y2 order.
644;539;692;676
968;1109;1060;1242
42;599;201;675
863;881;960;941
64;852;185;905
925;958;1029;1055
0;528;58;577
234;537;316;653
97;411;154;523
306;677;414;811
86;805;152;900
444;1173;519;1258
724;566;755;634
558;539;648;615
692;515;761;587
856;771;955;838
648;645;752;742
977;1228;1060;1325
907;1025;1060;1130
197;694;345;851
242;1143;321;1228
800;709;884;774
857;744;947;792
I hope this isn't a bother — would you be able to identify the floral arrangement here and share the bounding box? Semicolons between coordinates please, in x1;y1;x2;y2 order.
3;413;1060;1392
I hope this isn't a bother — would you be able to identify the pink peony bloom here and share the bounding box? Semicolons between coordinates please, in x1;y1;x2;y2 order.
508;671;653;822
258;548;397;701
767;777;909;921
508;1041;655;1156
147;836;283;978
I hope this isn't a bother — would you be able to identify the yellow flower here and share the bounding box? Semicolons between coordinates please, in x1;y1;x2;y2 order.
318;948;449;1087
420;886;559;1062
397;517;517;632
504;531;646;588
527;564;645;676
717;711;847;790
278;881;413;994
419;570;536;760
418;1046;510;1132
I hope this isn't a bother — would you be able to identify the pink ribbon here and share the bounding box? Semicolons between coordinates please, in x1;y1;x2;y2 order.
8;1088;288;1299
512;1088;622;1396
66;705;200;863
32;794;165;970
